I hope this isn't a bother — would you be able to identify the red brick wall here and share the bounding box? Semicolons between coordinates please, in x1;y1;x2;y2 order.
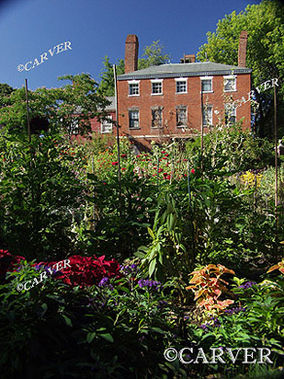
74;110;116;143
117;73;251;147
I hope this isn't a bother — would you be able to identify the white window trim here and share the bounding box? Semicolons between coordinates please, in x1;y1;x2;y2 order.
223;75;237;92
101;115;113;134
200;76;213;93
128;80;140;97
175;78;188;94
151;79;163;95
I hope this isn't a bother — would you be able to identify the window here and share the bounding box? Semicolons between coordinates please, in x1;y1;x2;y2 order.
225;104;236;125
129;110;139;129
128;81;139;96
176;107;187;127
201;77;213;92
224;76;236;92
151;80;163;95
101;115;113;133
202;105;213;126
151;108;162;128
176;79;187;93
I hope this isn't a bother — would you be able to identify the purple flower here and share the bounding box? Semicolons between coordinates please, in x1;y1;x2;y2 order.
224;306;246;315
120;264;139;275
98;277;109;287
200;317;221;330
238;281;257;289
138;279;162;290
98;277;114;290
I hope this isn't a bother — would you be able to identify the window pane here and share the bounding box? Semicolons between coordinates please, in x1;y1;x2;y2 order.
202;79;212;92
225;104;236;124
224;78;236;91
152;82;162;94
176;81;187;93
152;109;162;127
202;106;212;125
129;110;139;129
176;108;187;126
101;116;112;133
129;83;139;95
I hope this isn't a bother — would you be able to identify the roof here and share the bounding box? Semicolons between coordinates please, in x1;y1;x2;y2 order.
117;62;252;81
75;96;115;113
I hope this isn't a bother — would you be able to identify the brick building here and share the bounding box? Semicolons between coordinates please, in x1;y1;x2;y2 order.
73;96;116;140
116;32;252;148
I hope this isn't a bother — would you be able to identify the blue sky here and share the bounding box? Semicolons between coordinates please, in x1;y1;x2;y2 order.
0;0;260;90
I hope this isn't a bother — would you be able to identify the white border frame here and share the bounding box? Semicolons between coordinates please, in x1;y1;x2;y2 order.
151;79;163;96
128;80;140;97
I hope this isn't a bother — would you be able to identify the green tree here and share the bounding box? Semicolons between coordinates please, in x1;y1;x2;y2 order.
0;83;14;97
0;74;111;259
99;41;170;96
0;73;109;138
0;83;14;108
138;40;170;70
98;56;125;97
197;0;284;138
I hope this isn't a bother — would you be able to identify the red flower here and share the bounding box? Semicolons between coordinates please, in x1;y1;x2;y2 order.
111;161;118;166
158;168;163;173
163;172;168;177
121;167;126;171
121;154;127;158
161;151;166;154
165;175;171;180
191;168;195;174
165;154;169;157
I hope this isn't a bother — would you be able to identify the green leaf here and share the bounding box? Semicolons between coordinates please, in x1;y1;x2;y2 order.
100;333;114;343
87;332;96;343
149;259;156;278
61;314;72;327
147;227;155;239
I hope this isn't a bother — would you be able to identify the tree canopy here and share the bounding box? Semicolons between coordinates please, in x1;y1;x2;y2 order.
99;40;170;96
197;0;284;137
0;73;109;138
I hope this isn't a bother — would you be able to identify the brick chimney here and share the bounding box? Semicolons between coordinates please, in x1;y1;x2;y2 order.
180;54;195;63
238;31;248;67
125;34;139;73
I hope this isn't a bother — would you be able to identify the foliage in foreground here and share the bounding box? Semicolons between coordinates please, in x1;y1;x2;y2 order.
0;251;283;378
